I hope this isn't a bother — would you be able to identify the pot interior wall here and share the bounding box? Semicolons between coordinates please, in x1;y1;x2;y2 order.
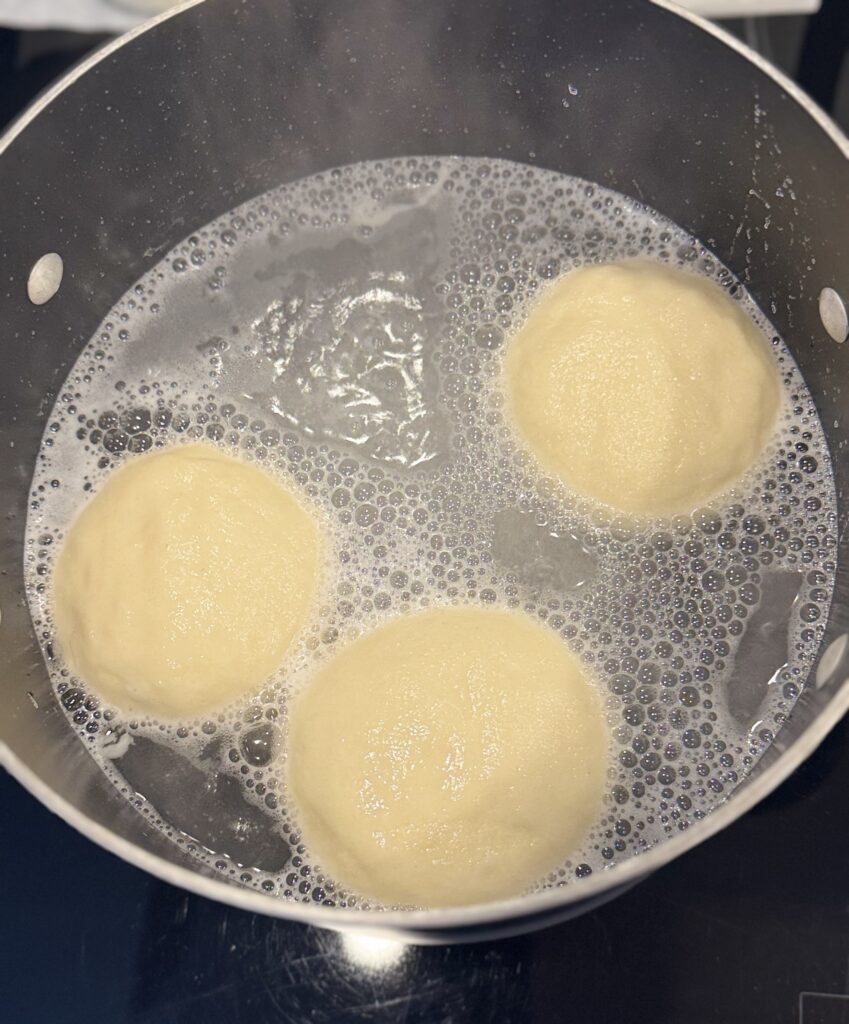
1;0;848;926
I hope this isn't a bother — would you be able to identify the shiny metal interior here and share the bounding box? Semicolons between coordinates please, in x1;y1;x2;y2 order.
1;0;848;942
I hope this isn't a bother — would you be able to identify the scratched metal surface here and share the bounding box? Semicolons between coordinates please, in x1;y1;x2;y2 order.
3;710;849;1024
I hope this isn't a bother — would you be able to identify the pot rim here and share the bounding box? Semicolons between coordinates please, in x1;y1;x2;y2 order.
2;0;848;937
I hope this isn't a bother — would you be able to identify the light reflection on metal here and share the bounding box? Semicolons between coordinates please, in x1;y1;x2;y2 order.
340;931;408;972
816;633;849;689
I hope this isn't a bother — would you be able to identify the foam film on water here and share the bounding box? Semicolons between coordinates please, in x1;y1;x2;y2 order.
24;157;837;907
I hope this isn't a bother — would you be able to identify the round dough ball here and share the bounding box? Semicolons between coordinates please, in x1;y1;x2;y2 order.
502;261;782;517
286;607;607;908
54;444;323;719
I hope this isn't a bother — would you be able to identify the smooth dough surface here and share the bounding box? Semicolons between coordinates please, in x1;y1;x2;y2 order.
286;607;607;908
54;444;323;719
502;261;782;517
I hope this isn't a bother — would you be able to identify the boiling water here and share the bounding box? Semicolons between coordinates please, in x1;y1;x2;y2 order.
24;157;837;907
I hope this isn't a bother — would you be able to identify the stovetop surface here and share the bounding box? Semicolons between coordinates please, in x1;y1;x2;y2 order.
4;710;849;1024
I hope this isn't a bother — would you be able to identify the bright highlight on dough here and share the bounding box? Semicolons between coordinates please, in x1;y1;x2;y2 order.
286;607;607;909
53;444;323;719
502;260;782;517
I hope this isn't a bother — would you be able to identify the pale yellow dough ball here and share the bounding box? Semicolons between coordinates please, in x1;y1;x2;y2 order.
286;607;608;908
54;444;323;719
502;261;782;517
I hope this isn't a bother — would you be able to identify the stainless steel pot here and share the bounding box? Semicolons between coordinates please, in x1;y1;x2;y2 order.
2;0;848;942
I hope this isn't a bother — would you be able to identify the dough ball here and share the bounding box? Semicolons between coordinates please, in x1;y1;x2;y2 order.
502;261;782;517
286;607;607;908
53;444;323;719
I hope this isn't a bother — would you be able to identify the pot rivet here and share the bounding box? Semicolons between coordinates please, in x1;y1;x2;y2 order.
27;252;63;306
819;287;848;344
816;633;849;689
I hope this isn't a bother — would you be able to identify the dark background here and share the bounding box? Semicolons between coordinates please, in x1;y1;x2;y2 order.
2;5;849;1023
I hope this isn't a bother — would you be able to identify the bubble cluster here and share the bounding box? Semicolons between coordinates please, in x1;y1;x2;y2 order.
24;156;836;908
